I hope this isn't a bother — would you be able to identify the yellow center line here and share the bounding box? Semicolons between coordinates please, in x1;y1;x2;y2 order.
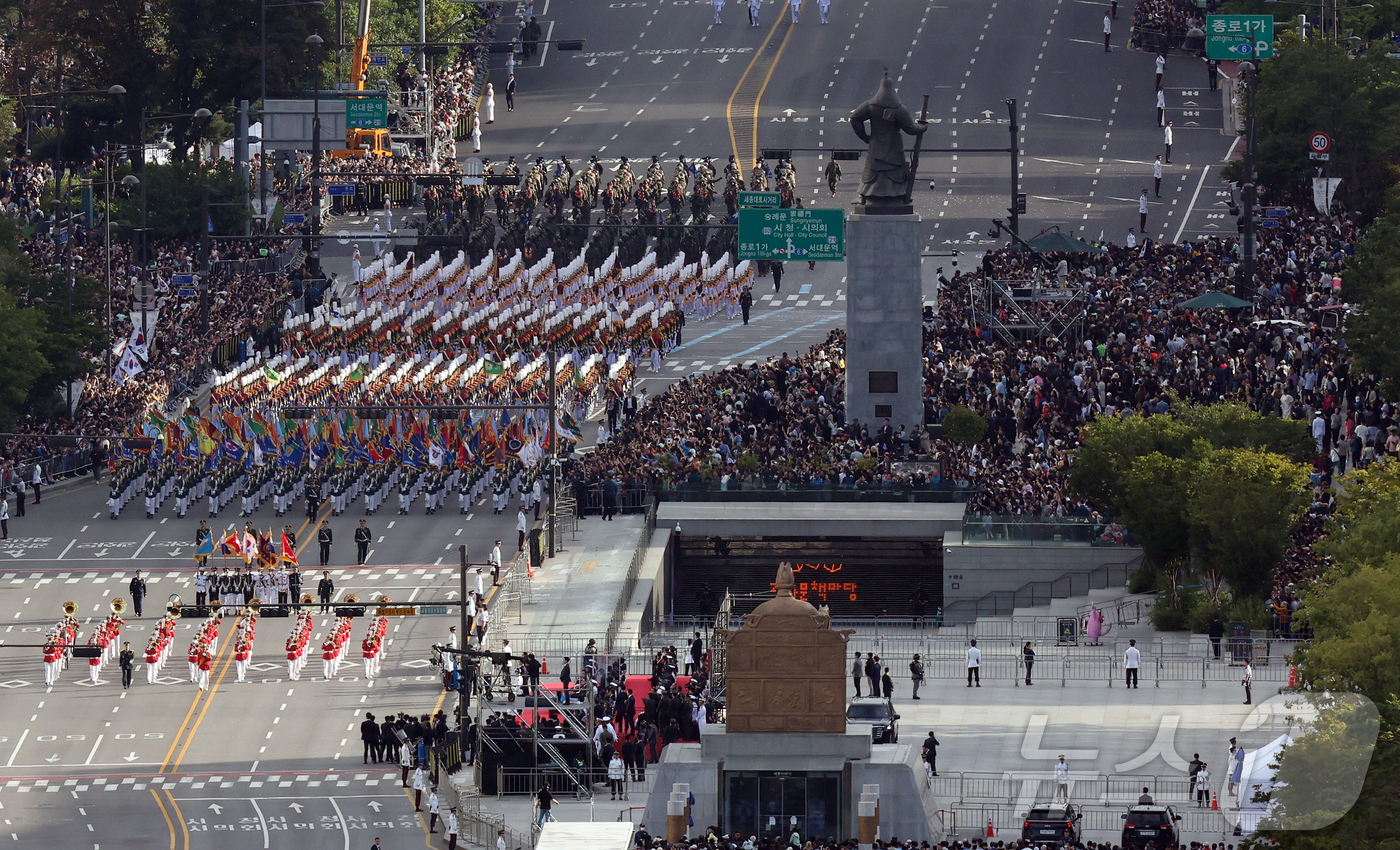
152;787;176;850
158;505;326;772
166;789;190;850
172;613;246;769
752;2;802;151
416;689;452;848
726;7;788;166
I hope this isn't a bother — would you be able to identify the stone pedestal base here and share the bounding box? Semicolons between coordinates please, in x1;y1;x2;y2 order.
845;214;925;434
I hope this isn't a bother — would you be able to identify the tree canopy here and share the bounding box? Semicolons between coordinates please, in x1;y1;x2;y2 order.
1069;404;1311;606
1261;461;1400;850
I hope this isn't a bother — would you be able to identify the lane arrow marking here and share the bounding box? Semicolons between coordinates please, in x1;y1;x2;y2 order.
93;549;109;558
289;803;304;813
44;755;59;763
209;803;224;815
717;55;730;63
584;59;598;66
123;752;138;762
367;801;383;812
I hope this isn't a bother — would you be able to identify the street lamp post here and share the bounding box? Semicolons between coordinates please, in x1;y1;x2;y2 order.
307;32;325;278
47;83;126;414
135;108;213;348
261;0;326;222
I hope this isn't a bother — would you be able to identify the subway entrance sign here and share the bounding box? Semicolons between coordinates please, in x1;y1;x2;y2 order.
1205;15;1274;60
738;208;846;261
346;98;388;129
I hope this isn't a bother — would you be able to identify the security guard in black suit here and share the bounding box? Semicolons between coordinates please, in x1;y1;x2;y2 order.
318;520;333;566
354;520;372;565
317;571;335;613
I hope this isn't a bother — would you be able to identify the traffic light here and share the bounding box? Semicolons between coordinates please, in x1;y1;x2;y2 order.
557;40;584;51
832;150;862;161
1013;194;1027;216
761;149;793;160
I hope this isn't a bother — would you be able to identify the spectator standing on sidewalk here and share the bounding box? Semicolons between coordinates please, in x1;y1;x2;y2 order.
966;639;981;687
1125;639;1141;688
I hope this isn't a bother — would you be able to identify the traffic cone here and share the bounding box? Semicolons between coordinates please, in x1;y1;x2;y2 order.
1211;793;1219;811
986;819;995;838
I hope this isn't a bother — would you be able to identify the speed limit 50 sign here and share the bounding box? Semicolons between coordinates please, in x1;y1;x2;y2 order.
1310;132;1332;153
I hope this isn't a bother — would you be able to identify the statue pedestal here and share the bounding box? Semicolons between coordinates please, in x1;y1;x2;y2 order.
845;213;925;433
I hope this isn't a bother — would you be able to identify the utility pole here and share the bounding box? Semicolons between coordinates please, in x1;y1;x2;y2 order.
1006;97;1020;239
1238;61;1257;300
458;543;469;744
236;100;251;236
200;185;212;332
547;349;558;558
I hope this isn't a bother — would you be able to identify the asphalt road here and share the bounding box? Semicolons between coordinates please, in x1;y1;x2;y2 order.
0;2;1249;847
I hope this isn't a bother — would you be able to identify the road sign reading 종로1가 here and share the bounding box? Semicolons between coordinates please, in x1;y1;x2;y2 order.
738;208;846;261
1205;15;1274;60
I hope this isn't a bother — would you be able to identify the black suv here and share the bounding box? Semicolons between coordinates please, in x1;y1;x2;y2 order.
845;697;899;743
1121;805;1182;849
1021;803;1081;843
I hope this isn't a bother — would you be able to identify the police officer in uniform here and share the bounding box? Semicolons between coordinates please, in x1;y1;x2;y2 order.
355;520;372;565
129;570;147;617
318;571;335;613
317;520;333;565
119;641;135;689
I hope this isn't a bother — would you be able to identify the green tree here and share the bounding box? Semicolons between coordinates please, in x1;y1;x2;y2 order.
0;288;50;428
1188;446;1310;599
941;405;988;446
111;160;250;240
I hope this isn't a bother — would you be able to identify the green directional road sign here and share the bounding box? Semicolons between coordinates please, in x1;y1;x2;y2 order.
346;98;388;129
738;208;846;261
738;191;781;209
1206;15;1274;60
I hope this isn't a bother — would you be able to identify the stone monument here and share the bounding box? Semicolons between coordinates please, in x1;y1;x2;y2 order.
845;73;927;435
641;563;946;843
720;562;851;733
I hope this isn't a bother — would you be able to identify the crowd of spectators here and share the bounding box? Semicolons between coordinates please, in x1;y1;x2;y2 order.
571;205;1395;599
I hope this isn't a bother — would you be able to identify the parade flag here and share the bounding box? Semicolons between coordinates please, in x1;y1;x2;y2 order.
126;326;151;361
262;365;281;384
484;359;504;376
221;533;243;558
195;536;214;562
241;530;258;564
281;533;298;566
557;411;582;442
345;365;365;384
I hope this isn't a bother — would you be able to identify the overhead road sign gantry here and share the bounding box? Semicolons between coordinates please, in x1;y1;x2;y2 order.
1205;15;1275;59
738;208;846;261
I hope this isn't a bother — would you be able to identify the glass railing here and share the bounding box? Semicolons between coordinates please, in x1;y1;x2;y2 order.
960;514;1138;546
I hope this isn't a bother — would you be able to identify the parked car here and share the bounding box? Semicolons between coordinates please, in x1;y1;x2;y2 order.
845;697;899;743
1021;803;1082;843
1121;805;1182;849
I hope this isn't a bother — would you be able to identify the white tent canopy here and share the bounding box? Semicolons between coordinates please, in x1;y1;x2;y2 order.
217;122;263;160
1235;733;1291;835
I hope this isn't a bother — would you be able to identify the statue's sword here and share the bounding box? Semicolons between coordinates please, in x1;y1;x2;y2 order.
905;94;931;206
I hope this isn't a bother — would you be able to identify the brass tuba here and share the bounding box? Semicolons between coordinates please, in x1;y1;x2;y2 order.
300;593;314;604
345;594;359;604
167;594;182;616
111;597;126;615
249;598;262;615
62;600;77;616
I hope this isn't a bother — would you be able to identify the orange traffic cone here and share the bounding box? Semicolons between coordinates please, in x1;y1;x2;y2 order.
1211;792;1219;811
986;819;995;838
